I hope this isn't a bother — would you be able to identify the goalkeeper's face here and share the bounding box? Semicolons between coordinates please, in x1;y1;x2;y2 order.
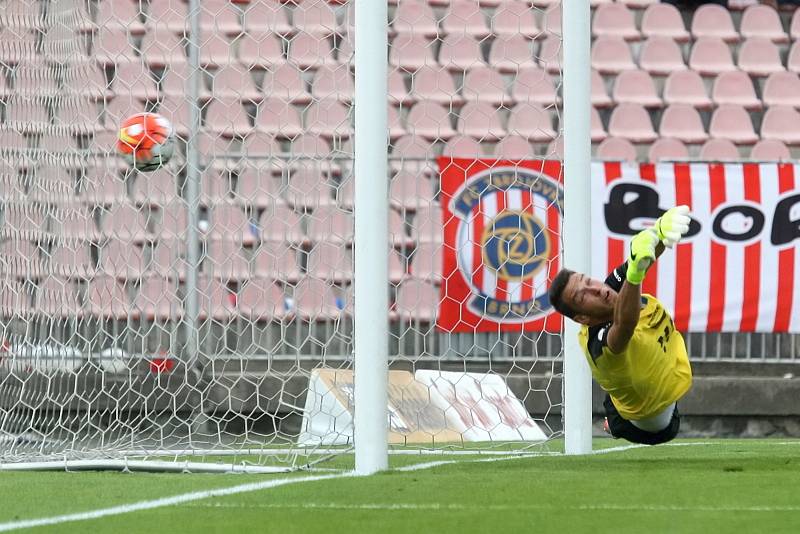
563;273;617;326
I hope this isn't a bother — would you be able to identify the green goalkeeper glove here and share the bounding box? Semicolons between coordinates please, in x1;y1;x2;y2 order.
626;228;659;285
655;205;691;249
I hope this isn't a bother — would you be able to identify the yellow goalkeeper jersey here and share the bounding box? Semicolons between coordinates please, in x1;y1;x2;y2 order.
578;294;693;421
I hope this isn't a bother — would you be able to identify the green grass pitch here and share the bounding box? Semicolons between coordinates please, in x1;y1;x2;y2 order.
1;440;799;533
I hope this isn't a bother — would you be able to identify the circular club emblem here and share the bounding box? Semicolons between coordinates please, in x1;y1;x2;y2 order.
449;167;563;323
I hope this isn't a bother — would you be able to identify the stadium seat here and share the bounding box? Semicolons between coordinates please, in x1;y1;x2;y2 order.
409;242;442;283
132;169;179;206
788;42;800;74
197;276;235;322
608;103;657;143
198;1;242;37
390;34;436;71
100;240;146;280
592;3;640;41
49;242;95;280
739;5;787;43
488;35;536;73
390;135;436;175
640;3;689;42
394;279;439;322
241;3;291;36
760;106;800;145
238;33;284;69
286;33;335;70
291;276;349;321
711;71;761;110
133;276;183;322
389;171;437;211
304;205;355;245
305;241;353;283
490;2;539;38
442;1;490;38
261;64;312;104
203;98;253;137
699;138;741;161
442;134;484;160
596;137;638;161
253;98;302;139
792;9;800;41
537;35;562;74
410;202;444;245
293;2;339;36
149;239;188;280
209;67;260;103
235;167;281;208
639;37;686;76
648;138;689;161
690;4;739;42
205;239;250;281
86;276;131;320
96;0;146;34
591;36;636;74
612;70;662;108
251;241;301;283
709;105;759;144
662;70;712;108
285;168;338;210
102;203;151;243
507;102;557;142
199;33;235;69
236;277;286;322
311;65;354;103
200;168;233;205
408;66;460;106
34;277;82;318
456;102;504;141
304;99;353;140
1;240;42;279
112;61;158;101
92;30;137;67
160;63;210;100
512;67;560;107
591;69;612;108
388;70;410;105
659;104;709;144
208;204;258;245
259;203;306;245
145;0;187;34
762;72;800;108
463;66;510;106
738;38;784;77
590;107;607;143
440;34;486;71
139;30;186;67
541;4;562;36
689;37;736;76
391;0;438;36
406;101;456;141
750;139;791;160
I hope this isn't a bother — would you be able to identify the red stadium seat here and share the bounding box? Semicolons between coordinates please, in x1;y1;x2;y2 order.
612;70;662;108
591;107;607;143
690;4;739;42
139;30;186;68
659;104;709;144
608;103;657;143
750;139;791;160
92;30;137;67
252;241;301;283
495;135;536;160
205;239;250;281
241;3;291;36
238;33;284;69
763;72;800;108
456;102;505;141
738;38;784;78
537;35;562;74
442;1;490;38
102;203;151;243
592;3;640;41
591;36;636;74
304;205;354;245
591;69;612;108
490;2;539;38
203;98;253;138
292;2;339;36
286;33;335;70
394;279;439;322
389;171;437;211
512;67;561;107
100;240;146;280
463;66;510;106
48;241;95;280
305;241;353;283
662;70;712;109
284;168;337;210
739;5;787;43
709;105;759;144
209;67;260;102
236;278;287;322
711;71;761;110
439;34;485;71
442;135;484;160
197;276;235;322
86;276;131;320
292;277;348;321
648;138;689;162
792;9;800;41
254;98;302;139
305;99;353;139
408;66;460;106
699;139;741;161
391;0;438;36
405;101;456;141
488;35;537;73
133;276;183;322
261;64;312;104
689;37;736;76
311;65;354;103
507;102;557;142
760;106;800;145
596;137;638;161
640;4;689;42
35;277;82;318
390;34;436;72
639;37;687;76
410;242;443;283
96;0;145;35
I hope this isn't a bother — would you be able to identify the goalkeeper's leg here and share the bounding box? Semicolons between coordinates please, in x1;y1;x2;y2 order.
602;395;681;446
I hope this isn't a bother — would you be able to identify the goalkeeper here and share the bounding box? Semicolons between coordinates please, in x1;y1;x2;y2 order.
548;206;694;445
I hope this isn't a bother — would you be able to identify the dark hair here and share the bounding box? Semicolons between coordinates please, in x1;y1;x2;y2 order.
548;268;577;319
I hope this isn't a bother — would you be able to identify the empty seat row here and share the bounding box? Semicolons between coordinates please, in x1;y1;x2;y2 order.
597;136;793;162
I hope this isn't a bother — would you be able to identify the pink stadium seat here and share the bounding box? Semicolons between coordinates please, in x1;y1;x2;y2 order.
639;37;686;76
92;29;137;67
112;61;158;101
712;70;761;110
284;168;337;210
205;239;250;281
241;3;291;36
762;72;800;108
388;70;410;105
242;133;284;175
688;37;736;76
612;70;662;108
738;38;784;77
293;2;338;36
541;4;562;36
139;30;186;67
439;34;485;71
740;5;787;43
236;278;286;321
132;169;179;206
463;66;509;106
157;202;189;242
198;1;242;37
287;33;334;70
160;63;208;100
2;205;48;239
200;168;233;205
394;279;439;322
663;70;712;109
197;276;235;322
648;138;689;161
537;35;562;74
96;0;145;34
259;203;305;244
441;135;484;160
788;42;800;74
407;66;460;106
592;3;640;41
102;203;150;243
411;202;444;245
490;2;539;38
210;67;260;102
35;277;82;318
292;277;346;321
49;242;95;280
389;171;437;211
208;204;257;245
252;241;301;283
709;105;759;144
691;4;739;42
100;240;146;280
410;242;442;283
750;139;791;160
406;101;456;141
238;33;284;69
311;65;354;103
591;36;636;74
659;104;709;144
145;0;187;34
488;35;536;72
203;99;252;137
390;34;436;71
87;276;131;320
512;67;560;107
261;64;312;104
391;0;438;36
547;137;565;158
200;33;235;69
760;106;800;145
305;205;354;245
2;240;43;279
591;107;607;143
699;138;741;161
390;135;436;175
640;4;689;42
236;167;281;208
792;9;800;41
253;98;302;139
57;205;102;242
456;102;504;141
133;276;183;322
596;137;638;161
305;242;353;283
507;102;557;142
305;100;352;140
608;103;657;143
591;69;612;108
149;239;187;281
442;1;490;38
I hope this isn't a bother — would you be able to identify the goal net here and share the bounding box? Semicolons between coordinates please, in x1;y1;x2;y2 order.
0;0;566;472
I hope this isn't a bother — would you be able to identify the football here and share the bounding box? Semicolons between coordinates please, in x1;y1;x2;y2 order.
116;112;175;172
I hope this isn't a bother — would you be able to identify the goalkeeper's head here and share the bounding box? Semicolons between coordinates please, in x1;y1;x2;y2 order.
548;268;617;326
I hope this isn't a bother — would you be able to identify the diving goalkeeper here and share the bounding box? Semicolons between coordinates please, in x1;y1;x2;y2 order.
548;206;694;445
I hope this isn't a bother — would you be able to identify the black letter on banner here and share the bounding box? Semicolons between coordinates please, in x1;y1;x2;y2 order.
605;182;701;237
712;205;765;242
772;194;800;246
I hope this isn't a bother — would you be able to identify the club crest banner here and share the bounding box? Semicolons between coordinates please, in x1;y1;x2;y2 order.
436;158;564;333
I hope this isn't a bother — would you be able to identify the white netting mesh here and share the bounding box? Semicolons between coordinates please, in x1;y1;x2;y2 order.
0;0;564;470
